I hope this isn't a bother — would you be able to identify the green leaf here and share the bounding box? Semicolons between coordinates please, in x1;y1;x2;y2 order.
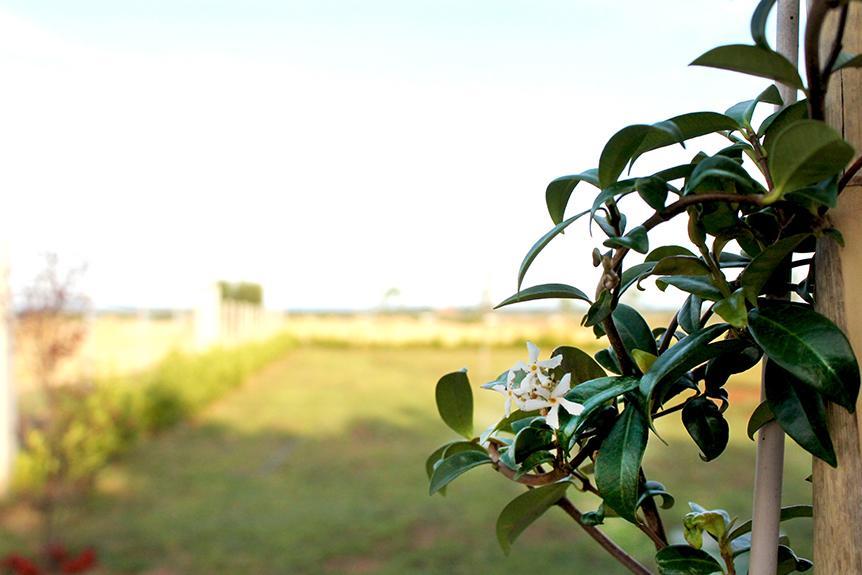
428;450;491;495
551;346;606;385
599;123;683;188
595;404;649;522
767;120;855;200
496;283;590;310
765;361;837;466
636;176;670;210
638;480;675;511
691;44;804;90
831;51;862;73
646;245;696;262
583;289;613;327
562;376;640;439
760;99;808;139
682;397;730;461
725;84;782;129
517;209;590;290
653;256;711;277
426;443;453;480
657;275;724;301
714;289;748;328
628;112;740;169
739;234;810;303
748;302;860;411
613;303;658;356
435;371;474;438
640;324;730;409
655;545;723;575
545;170;599;225
776;545;813;575
747;401;775;440
787;177;839;210
728;504;813;542
496;481;569;554
686;155;759;194
751;0;778;49
604;225;649;254
619;262;656;295
678;294;704;334
513;451;556;479
513;426;554;463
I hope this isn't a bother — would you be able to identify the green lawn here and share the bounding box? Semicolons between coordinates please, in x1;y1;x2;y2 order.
1;347;813;574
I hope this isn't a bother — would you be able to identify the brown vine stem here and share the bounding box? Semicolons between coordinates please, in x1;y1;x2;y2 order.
638;468;669;549
556;497;655;575
839;154;862;192
805;0;843;121
487;441;568;487
657;313;679;355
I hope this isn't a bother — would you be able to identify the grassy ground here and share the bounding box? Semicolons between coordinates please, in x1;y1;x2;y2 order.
0;346;813;574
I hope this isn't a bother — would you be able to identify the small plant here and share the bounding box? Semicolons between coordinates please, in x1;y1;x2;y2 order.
427;1;861;574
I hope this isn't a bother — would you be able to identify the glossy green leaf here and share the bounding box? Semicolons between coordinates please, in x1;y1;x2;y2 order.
636;176;670;210
747;401;775;440
619;262;656;295
562;376;640;439
518;210;590;290
652;163;696;183
691;44;804;90
628;112;740;169
640;324;730;409
583;289;613;327
513;451;556;479
748;302;860;410
831;51;862;73
760;99;808;139
657;275;724;301
646;245;696;262
594;348;621;374
613;304;657;356
496;481;569;554
428;450;491;495
751;0;778;49
495;283;591;310
682;396;730;461
513;426;554;463
599;123;683;188
686;155;758;194
551;346;606;385
637;480;675;511
595;404;648;522
725;84;782;129
655;545;723;575
426;443;453;480
776;545;813;575
767;120;855;200
765;361;837;466
435;371;473;438
678;294;704;335
739;234;809;303
787;177;839;210
714;289;748;328
545;169;599;225
728;504;813;542
603;226;649;255
653;256;711;277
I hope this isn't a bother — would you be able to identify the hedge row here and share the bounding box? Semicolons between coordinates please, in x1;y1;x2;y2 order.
13;333;296;493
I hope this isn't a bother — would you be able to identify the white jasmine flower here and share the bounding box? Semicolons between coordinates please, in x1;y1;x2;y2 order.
512;341;562;388
539;373;586;430
491;370;523;416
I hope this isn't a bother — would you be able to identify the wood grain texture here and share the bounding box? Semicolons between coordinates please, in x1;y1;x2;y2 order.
813;3;862;572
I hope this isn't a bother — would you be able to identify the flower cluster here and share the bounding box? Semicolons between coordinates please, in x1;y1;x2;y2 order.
490;342;584;429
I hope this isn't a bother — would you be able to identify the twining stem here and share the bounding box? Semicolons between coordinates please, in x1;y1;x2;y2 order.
657;313;679;355
805;0;847;121
556;498;654;575
839;154;862;192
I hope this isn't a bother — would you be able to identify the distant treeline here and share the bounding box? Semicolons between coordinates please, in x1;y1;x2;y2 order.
218;281;263;305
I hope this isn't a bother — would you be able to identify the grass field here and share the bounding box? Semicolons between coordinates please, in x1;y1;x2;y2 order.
0;346;814;574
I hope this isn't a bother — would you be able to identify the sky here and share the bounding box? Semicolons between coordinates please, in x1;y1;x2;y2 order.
1;0;777;311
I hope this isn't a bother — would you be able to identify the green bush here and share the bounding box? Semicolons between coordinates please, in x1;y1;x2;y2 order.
13;334;296;493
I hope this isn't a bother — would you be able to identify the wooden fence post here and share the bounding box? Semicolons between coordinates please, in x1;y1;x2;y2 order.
813;3;862;571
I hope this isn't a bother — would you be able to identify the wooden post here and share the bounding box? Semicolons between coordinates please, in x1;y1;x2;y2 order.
813;3;862;572
749;2;797;573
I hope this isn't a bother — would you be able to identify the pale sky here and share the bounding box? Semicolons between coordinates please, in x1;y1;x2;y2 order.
1;0;774;310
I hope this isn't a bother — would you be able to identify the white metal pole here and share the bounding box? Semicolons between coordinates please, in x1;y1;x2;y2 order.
749;2;798;573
